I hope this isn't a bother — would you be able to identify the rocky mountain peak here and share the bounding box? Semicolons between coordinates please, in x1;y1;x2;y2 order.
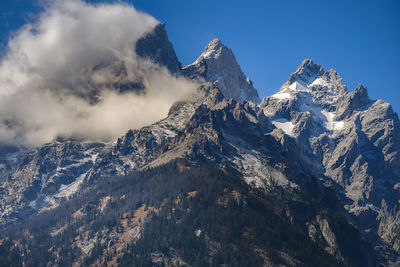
135;23;182;74
182;39;260;103
205;38;223;49
352;84;370;104
273;59;348;103
204;38;223;51
286;59;325;86
336;84;371;119
325;68;343;84
195;38;234;64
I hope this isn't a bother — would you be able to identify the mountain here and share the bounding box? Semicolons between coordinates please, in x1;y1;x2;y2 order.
261;59;400;260
0;24;399;266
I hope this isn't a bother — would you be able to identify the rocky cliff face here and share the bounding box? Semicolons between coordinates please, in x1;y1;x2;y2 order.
0;26;399;266
183;38;260;103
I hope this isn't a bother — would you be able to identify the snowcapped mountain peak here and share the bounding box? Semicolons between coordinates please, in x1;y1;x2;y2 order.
208;37;222;46
277;59;326;95
193;38;236;65
204;38;223;53
182;39;260;103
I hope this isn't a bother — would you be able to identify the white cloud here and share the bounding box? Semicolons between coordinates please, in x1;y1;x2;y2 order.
0;0;198;146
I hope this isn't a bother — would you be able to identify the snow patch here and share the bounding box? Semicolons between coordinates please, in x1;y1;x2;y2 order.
300;102;324;119
151;126;177;144
193;48;219;64
234;150;289;188
98;196;111;213
272;91;292;99
222;132;296;189
272;119;295;136
55;171;88;199
150;102;197;144
321;111;344;131
289;81;308;92
300;103;345;133
29;199;37;209
309;78;329;87
55;149;98;172
202;50;215;59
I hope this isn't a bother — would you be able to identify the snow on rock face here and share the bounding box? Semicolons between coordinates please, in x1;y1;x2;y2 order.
272;119;295;136
310;77;329;88
288;81;308;92
148;101;199;145
55;171;88;199
221;132;294;188
196;38;228;62
271;91;292;99
299;102;345;134
321;111;344;131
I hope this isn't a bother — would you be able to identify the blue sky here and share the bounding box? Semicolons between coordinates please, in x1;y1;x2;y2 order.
1;0;399;112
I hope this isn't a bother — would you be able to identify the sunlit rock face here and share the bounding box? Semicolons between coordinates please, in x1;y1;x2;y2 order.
183;38;260;103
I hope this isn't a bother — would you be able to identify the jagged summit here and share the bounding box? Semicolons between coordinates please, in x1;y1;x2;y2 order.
182;38;260;103
135;23;182;74
193;38;234;64
273;59;348;100
264;59;374;137
205;38;223;49
286;59;325;85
